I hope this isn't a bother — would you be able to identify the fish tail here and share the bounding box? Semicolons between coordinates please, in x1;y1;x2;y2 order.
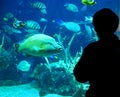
13;43;20;53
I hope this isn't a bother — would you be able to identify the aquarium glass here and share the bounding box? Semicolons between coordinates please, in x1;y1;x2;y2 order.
0;0;119;97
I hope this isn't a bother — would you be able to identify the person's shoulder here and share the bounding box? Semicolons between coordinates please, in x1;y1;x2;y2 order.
84;41;99;53
85;41;99;49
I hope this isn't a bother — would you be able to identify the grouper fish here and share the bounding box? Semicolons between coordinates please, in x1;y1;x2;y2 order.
14;34;63;57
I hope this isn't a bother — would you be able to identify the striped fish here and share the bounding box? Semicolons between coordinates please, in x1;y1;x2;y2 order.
31;1;47;14
25;20;40;30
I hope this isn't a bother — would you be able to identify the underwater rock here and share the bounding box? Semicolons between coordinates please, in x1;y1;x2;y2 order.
0;49;17;70
36;61;80;96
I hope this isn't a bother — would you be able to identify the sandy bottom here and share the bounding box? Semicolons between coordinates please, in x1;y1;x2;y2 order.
0;83;72;97
0;83;40;97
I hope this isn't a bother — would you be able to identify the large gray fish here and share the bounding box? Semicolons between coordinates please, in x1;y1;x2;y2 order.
57;20;81;33
14;34;63;57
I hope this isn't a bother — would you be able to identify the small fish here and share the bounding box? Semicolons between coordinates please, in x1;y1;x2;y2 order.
40;18;48;22
64;3;79;12
25;20;40;30
85;16;93;23
17;60;31;72
3;17;9;22
81;0;96;6
2;25;22;34
14;34;63;57
31;1;47;14
3;12;14;22
13;18;25;28
5;12;14;18
81;0;96;11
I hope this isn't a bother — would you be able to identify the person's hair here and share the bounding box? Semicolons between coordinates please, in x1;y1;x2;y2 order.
92;8;119;38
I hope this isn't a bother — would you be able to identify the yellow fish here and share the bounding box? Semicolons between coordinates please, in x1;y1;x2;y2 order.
81;0;96;6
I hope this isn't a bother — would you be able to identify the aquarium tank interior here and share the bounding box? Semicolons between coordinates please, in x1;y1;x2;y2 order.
0;0;120;97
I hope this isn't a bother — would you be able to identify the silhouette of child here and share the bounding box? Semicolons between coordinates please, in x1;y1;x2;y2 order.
73;8;120;97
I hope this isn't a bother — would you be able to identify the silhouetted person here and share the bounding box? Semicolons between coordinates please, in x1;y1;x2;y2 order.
73;8;120;97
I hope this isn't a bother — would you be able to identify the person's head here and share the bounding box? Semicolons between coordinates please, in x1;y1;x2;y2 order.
92;8;119;39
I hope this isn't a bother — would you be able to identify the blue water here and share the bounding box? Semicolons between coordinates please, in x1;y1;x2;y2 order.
0;0;119;96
